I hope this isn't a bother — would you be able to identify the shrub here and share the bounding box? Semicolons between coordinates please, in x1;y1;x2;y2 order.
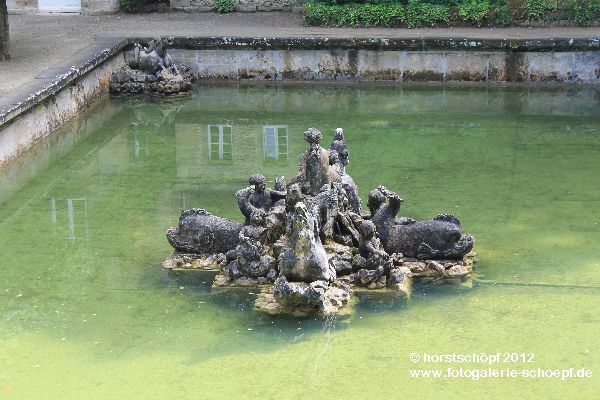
405;0;450;27
568;0;600;25
121;0;167;12
304;1;405;27
488;1;513;26
458;0;490;26
215;0;236;13
524;0;554;22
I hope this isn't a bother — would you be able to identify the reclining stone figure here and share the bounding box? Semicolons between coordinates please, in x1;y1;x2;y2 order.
166;208;242;254
129;37;175;75
367;186;474;260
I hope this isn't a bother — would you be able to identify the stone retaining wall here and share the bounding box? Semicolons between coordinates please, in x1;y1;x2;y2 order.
2;36;600;167
170;0;302;12
162;37;600;83
0;51;126;167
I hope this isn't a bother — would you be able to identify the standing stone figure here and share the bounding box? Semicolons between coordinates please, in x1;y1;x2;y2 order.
290;128;333;196
330;128;349;169
278;202;334;283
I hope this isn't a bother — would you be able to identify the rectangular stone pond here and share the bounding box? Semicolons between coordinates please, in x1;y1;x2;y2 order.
1;83;599;398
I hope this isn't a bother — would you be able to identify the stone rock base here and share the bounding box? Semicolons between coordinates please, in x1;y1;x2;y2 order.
212;272;273;287
163;251;224;271
109;64;193;96
405;252;475;284
162;251;477;317
254;277;353;317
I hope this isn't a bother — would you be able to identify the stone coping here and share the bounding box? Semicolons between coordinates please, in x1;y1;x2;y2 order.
0;37;130;128
2;35;600;131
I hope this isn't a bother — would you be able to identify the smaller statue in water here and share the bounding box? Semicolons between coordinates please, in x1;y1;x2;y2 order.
129;38;175;75
110;37;192;96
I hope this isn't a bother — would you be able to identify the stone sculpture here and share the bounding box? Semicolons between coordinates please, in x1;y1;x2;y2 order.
165;127;476;316
110;37;192;96
367;186;474;259
278;202;334;283
166;208;242;254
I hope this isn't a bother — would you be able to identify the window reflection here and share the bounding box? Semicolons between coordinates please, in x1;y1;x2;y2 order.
263;125;288;162
208;124;233;161
129;123;150;160
50;198;88;241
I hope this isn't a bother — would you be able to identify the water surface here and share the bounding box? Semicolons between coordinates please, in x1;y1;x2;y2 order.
1;84;599;399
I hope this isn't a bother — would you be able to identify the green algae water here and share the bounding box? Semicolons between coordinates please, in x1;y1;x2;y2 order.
1;84;599;399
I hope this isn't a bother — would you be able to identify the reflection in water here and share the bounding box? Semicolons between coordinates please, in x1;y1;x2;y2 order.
129;124;150;160
208;124;233;161
50;198;88;241
263;125;289;162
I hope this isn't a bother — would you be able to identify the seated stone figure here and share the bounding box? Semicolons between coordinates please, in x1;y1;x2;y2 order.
368;186;475;260
357;220;393;270
236;174;287;225
224;210;276;279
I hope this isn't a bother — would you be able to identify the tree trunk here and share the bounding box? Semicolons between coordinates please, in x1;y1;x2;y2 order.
0;0;10;61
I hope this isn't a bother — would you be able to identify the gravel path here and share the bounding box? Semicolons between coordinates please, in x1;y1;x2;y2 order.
1;11;599;96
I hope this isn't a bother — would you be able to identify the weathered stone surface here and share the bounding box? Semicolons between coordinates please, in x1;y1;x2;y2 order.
255;275;352;316
273;276;327;307
355;266;387;289
406;257;473;282
167;208;243;254
110;38;192;96
278;202;334;283
163;251;224;271
368;186;475;260
329;252;353;276
388;266;412;297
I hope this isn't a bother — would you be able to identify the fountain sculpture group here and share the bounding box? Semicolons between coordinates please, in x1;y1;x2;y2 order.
164;128;475;316
110;38;192;96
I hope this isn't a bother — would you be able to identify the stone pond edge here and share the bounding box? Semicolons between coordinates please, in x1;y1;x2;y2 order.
1;35;600;167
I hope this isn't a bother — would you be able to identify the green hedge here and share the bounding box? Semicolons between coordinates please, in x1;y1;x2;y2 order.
304;2;406;26
304;0;599;27
568;0;600;25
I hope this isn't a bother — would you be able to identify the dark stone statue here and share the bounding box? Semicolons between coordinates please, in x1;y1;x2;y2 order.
367;186;474;259
110;37;192;96
330;128;349;168
129;38;174;75
236;174;286;225
166;208;242;254
223;210;277;279
329;150;360;213
278;202;334;283
289;128;334;196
